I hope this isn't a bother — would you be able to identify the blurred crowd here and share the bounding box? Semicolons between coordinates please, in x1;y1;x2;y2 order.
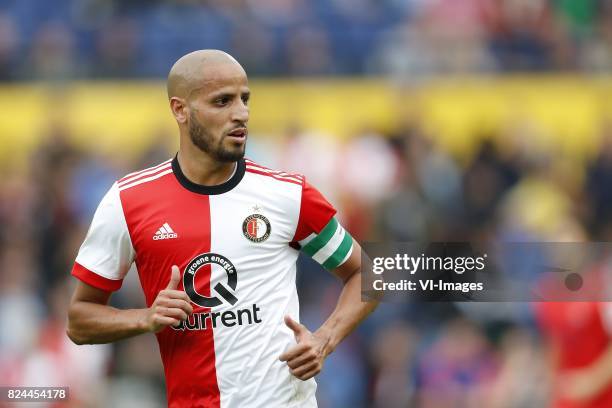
1;108;612;406
1;0;612;80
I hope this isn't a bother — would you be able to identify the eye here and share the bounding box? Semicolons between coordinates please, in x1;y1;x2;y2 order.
241;95;250;105
215;96;231;106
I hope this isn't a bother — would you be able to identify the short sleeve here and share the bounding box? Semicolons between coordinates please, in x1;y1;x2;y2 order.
71;182;135;291
292;179;353;270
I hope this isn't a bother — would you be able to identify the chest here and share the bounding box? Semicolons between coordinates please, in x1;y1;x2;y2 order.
124;182;298;263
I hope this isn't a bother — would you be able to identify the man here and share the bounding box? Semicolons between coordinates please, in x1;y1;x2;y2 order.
537;300;612;407
67;50;378;407
536;271;612;408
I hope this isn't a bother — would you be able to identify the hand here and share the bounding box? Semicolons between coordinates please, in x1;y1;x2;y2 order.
279;316;332;381
143;265;193;333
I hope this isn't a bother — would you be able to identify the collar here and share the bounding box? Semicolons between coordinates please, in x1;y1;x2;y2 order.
172;155;246;195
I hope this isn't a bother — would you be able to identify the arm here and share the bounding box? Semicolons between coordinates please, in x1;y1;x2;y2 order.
315;240;377;354
67;265;193;345
280;240;378;380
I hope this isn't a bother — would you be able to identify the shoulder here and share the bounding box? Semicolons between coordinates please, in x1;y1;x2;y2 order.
243;158;304;188
116;158;174;192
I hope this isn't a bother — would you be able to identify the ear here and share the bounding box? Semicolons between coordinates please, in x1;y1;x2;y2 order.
170;97;189;124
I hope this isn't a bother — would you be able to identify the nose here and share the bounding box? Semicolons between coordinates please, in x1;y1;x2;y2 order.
232;100;249;124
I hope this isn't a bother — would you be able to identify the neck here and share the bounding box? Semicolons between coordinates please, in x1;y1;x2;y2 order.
177;143;237;186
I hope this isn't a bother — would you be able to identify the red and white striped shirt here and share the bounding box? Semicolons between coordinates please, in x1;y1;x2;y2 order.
71;156;353;408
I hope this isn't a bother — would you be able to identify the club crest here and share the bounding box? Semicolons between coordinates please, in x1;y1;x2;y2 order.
243;213;271;243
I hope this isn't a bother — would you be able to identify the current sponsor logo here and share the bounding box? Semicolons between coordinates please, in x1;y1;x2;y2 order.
174;252;263;331
172;304;262;331
183;253;237;308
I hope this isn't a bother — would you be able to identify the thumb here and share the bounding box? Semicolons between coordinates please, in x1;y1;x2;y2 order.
284;315;306;338
167;265;181;290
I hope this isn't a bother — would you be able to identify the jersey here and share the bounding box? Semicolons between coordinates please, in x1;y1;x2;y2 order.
537;301;612;408
71;156;354;408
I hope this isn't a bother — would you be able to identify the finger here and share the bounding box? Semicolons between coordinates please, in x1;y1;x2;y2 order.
279;343;310;362
156;306;188;321
291;361;320;377
167;265;181;290
158;298;193;315
294;366;321;381
160;289;191;303
284;315;306;337
153;315;180;328
287;349;318;369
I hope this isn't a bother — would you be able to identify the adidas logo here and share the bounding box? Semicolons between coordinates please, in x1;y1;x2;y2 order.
153;223;178;240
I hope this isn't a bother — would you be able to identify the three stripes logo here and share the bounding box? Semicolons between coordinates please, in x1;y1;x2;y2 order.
153;222;178;240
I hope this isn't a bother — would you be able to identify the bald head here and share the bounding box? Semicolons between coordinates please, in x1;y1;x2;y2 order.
167;50;245;99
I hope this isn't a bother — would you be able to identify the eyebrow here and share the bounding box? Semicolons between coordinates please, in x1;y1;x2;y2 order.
209;89;250;99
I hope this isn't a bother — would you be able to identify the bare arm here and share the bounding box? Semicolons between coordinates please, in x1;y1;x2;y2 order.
280;241;378;380
67;265;193;345
315;240;377;353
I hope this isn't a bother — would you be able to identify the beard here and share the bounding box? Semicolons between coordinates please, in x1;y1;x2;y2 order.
188;112;245;162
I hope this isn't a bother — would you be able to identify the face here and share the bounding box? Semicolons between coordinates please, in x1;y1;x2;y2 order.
185;63;250;162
